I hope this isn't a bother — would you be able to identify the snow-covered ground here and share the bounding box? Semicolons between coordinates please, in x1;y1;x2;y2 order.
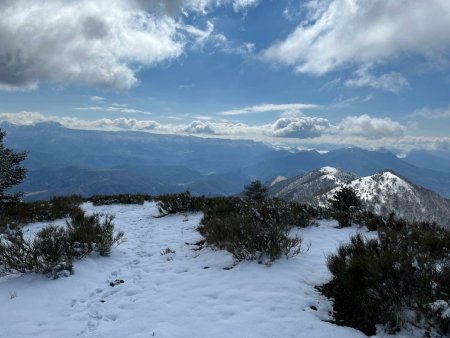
0;202;395;337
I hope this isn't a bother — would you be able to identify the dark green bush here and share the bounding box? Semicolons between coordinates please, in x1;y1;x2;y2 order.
331;210;352;228
90;194;152;206
321;222;450;336
198;198;312;262
0;195;83;232
352;211;386;231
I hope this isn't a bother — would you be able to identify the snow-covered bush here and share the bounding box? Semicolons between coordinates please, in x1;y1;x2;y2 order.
0;230;36;273
0;208;123;278
66;208;124;257
321;221;450;336
155;191;208;216
33;225;73;275
198;198;311;262
0;226;73;278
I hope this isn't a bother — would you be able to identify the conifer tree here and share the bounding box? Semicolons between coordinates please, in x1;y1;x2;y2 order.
242;180;268;201
0;129;27;205
330;186;361;212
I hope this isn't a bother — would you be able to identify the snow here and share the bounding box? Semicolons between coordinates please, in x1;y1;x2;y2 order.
0;202;386;338
323;171;413;206
349;171;413;203
269;175;287;186
319;166;340;181
319;166;338;175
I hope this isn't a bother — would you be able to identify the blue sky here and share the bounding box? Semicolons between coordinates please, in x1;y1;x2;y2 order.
1;0;450;151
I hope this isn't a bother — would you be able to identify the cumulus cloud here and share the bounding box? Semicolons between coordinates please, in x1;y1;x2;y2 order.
263;0;450;76
4;110;446;151
0;0;260;92
0;111;55;125
0;111;160;131
219;103;318;116
338;114;406;139
183;120;216;134
0;1;185;91
98;118;160;130
265;116;331;138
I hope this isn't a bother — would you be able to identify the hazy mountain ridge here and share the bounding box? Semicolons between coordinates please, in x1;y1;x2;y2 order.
403;149;450;173
270;168;450;228
2;122;450;199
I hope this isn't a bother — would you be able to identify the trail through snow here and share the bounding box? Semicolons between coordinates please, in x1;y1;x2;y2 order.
1;202;375;337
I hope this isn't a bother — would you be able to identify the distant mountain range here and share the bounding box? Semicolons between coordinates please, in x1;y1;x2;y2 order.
269;167;450;229
2;122;450;200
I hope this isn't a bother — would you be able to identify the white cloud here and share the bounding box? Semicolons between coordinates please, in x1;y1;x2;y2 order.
97;118;160;130
73;105;151;115
183;121;216;134
411;106;450;119
0;1;185;91
181;21;215;46
265;116;331;138
0;0;265;91
0;111;160;131
3;110;445;151
90;96;105;102
0;112;55;125
179;83;195;89
219;103;318;116
338;114;406;139
263;0;450;75
0;0;259;92
73;107;103;111
105;106;151;115
345;66;408;93
232;0;259;12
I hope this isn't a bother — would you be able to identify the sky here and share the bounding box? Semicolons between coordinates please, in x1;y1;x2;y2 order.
1;0;450;152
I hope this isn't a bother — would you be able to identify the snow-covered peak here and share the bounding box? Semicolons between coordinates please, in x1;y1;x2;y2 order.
319;166;339;175
350;171;412;202
318;167;341;181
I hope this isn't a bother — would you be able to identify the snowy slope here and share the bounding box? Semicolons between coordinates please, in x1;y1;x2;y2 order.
269;167;358;202
268;175;287;187
0;202;376;338
323;171;450;228
270;167;450;228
